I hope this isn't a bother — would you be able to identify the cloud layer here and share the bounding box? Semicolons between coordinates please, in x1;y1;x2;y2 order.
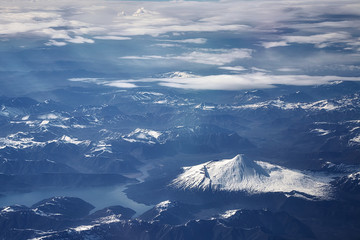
1;0;359;51
69;73;360;91
120;48;252;66
1;0;360;92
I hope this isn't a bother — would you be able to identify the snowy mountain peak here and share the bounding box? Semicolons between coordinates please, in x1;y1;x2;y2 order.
171;154;270;192
171;154;331;198
229;154;270;178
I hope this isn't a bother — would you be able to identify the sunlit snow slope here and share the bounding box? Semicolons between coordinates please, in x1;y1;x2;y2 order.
171;154;330;197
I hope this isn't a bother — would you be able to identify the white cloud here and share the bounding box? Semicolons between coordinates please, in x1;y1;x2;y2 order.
40;28;71;40
155;73;360;90
250;67;269;72
153;43;180;48
283;32;351;48
67;36;94;44
132;7;157;17
219;66;247;72
262;41;288;48
0;0;359;87
104;82;137;88
45;40;67;47
262;32;355;49
68;78;102;83
0;1;254;42
93;36;131;40
160;38;207;44
69;73;360;91
173;48;252;65
277;68;300;72
120;55;165;60
1;0;359;51
68;78;138;88
119;48;252;66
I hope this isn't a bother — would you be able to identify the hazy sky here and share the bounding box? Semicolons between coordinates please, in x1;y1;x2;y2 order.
0;0;360;92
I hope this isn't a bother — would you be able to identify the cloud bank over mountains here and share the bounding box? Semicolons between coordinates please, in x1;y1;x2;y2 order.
69;73;360;91
1;0;359;50
1;0;360;91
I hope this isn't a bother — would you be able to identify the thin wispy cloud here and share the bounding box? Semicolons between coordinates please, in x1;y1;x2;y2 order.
68;78;138;88
2;0;360;91
153;43;180;48
277;68;301;72
45;40;67;47
69;73;360;91
262;41;288;49
119;48;252;66
219;66;247;72
1;0;359;50
159;38;207;44
93;36;131;41
284;32;352;48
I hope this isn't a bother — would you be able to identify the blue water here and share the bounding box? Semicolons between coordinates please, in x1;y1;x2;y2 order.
0;186;152;217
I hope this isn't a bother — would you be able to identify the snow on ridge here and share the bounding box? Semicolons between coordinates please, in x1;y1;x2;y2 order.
233;99;339;111
311;128;331;136
0;132;90;149
95;215;122;224
348;172;360;182
195;103;215;111
72;124;87;128
38;113;58;120
32;208;62;217
229;95;359;111
0;132;46;149
40;120;50;126
1;206;15;213
123;128;163;143
220;209;239;219
170;154;331;198
87;141;113;157
349;135;360;144
72;224;98;232
156;200;173;212
60;135;91;145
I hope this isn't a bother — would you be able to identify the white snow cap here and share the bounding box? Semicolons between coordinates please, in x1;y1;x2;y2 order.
171;154;330;198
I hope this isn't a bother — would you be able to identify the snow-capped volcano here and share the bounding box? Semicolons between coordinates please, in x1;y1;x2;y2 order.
170;154;330;198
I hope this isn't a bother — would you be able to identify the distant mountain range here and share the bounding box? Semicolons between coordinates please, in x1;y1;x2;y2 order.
0;81;360;239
